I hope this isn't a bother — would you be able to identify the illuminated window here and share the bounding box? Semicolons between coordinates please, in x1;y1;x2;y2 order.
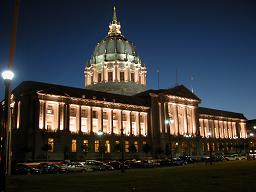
47;105;53;114
113;112;118;120
71;139;77;152
82;140;89;152
143;141;146;145
131;72;135;82
120;71;124;81
95;140;99;152
81;108;88;133
17;101;21;129
125;141;129;153
48;138;54;152
105;140;111;153
98;73;102;82
46;102;59;132
81;109;87;117
108;71;113;82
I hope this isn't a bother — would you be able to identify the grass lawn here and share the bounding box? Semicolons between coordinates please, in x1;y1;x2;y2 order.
7;161;256;192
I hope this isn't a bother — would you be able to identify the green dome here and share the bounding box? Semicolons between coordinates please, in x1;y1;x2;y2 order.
88;35;141;65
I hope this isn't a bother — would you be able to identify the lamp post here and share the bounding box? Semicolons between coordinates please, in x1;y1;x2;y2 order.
184;134;192;156
0;70;14;192
97;130;104;161
208;132;213;165
120;127;125;173
249;133;254;159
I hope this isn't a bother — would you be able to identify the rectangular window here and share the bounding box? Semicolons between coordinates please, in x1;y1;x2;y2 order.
120;71;124;81
48;138;54;152
131;72;135;82
71;139;77;152
105;140;111;153
125;141;129;153
92;111;98;119
122;113;127;121
95;140;99;152
98;73;102;82
46;102;59;132
113;112;118;120
131;114;135;122
47;105;53;114
82;140;89;152
108;71;113;82
103;112;108;119
81;108;87;117
140;115;144;122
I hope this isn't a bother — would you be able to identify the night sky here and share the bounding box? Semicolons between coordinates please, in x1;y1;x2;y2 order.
0;0;255;119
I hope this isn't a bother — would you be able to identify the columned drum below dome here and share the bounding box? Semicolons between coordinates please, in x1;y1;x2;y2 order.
84;6;147;96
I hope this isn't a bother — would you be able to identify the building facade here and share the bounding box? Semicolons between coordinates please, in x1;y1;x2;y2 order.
5;7;248;162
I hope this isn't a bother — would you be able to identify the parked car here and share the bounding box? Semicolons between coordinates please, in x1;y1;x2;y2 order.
171;158;187;166
225;154;247;161
83;160;109;171
37;163;67;174
13;163;41;175
62;162;93;172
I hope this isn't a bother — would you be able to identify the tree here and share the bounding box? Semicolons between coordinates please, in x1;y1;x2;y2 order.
165;144;171;157
81;144;89;159
41;144;52;161
128;144;137;156
142;143;151;154
114;143;121;152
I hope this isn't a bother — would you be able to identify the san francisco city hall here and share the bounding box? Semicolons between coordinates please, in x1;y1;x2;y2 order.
8;8;247;162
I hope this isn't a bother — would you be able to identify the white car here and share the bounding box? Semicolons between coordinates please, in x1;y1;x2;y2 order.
61;162;93;172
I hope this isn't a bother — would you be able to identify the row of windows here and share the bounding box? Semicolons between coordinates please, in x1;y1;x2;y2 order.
93;71;136;83
47;104;143;121
47;138;146;153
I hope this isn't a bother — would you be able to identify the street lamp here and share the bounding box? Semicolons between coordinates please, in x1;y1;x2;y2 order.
184;134;192;156
120;127;125;173
0;69;14;192
208;132;213;165
97;130;104;161
249;133;254;159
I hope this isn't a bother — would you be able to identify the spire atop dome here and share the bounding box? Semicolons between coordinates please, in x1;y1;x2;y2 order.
112;6;118;24
108;6;122;36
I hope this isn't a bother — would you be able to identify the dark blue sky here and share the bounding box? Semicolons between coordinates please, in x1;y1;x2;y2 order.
0;0;255;119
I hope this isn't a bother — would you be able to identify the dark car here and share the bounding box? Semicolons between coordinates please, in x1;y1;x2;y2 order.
37;163;66;174
107;160;129;170
14;163;41;175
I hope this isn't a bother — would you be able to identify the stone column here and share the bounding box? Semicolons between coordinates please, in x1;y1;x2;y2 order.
100;108;103;132
191;107;196;135
110;109;113;134
164;102;170;135
78;105;81;133
174;104;179;136
138;112;141;136
88;106;92;133
184;107;188;135
130;111;132;135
